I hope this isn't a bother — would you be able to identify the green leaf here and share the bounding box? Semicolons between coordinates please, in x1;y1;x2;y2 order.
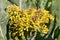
58;34;60;40
0;0;11;40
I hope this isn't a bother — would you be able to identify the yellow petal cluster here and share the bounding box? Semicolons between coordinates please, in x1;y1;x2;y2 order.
7;4;54;40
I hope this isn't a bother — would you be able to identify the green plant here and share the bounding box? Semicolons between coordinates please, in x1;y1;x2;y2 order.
0;0;60;40
7;4;55;40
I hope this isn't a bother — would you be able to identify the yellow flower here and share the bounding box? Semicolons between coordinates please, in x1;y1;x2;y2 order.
7;4;54;40
41;25;49;34
49;15;54;21
40;17;49;23
15;36;19;40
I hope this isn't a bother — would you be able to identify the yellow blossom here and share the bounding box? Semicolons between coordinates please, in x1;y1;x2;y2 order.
7;4;54;40
41;25;49;34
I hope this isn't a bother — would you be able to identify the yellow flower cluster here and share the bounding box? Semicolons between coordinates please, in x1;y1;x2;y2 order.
7;4;54;40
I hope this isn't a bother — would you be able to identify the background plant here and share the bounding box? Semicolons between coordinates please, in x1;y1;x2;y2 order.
0;0;60;40
7;4;54;40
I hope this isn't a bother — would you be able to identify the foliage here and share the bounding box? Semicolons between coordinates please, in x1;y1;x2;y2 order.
0;0;60;40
